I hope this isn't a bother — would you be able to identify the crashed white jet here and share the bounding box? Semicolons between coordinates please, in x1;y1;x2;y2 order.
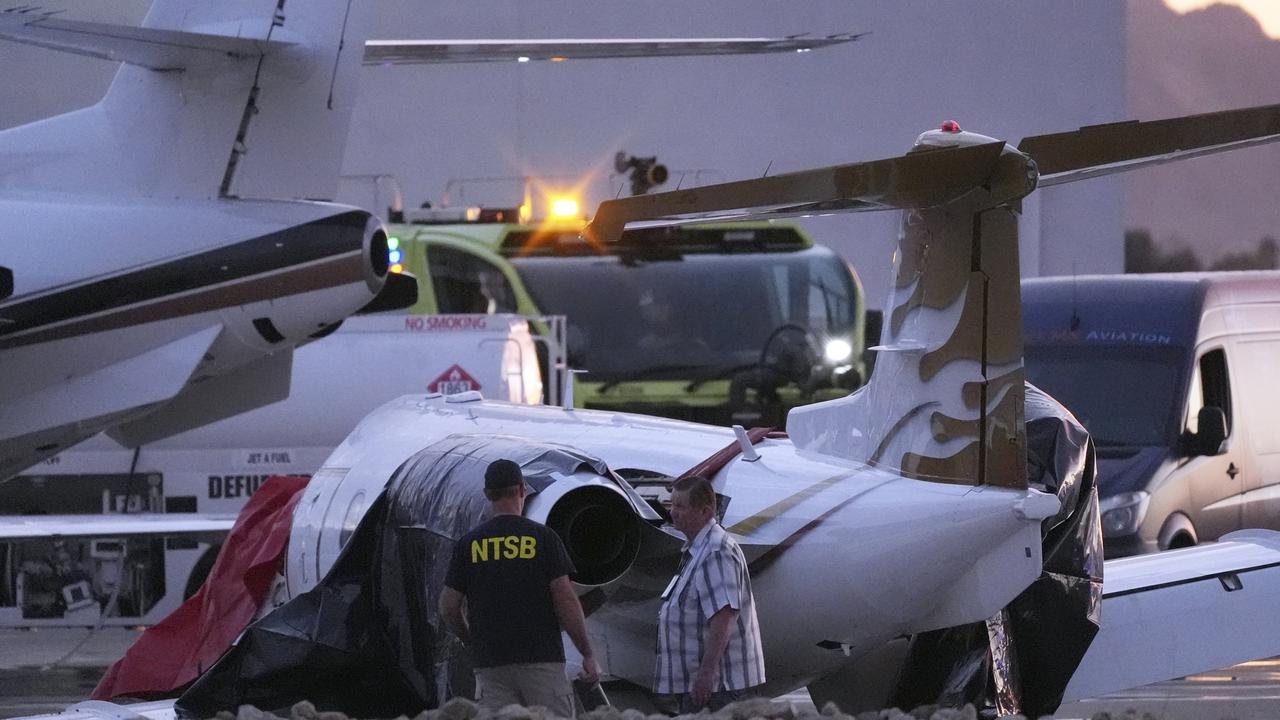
158;104;1280;719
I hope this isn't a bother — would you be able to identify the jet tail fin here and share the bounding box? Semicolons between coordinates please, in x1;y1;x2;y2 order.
588;139;1035;487
586;103;1280;488
0;0;374;202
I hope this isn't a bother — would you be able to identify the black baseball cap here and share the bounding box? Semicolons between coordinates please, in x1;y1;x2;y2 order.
484;459;524;490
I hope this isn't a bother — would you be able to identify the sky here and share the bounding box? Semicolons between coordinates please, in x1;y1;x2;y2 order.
1165;0;1280;36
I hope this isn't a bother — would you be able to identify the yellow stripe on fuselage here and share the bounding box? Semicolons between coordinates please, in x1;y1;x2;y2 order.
727;471;858;537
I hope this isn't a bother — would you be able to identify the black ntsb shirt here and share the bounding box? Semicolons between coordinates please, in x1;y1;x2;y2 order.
444;514;576;668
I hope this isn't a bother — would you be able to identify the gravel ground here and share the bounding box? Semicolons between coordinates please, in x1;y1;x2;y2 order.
1;629;1278;720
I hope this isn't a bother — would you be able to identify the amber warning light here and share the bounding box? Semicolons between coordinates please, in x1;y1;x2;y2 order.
550;196;581;220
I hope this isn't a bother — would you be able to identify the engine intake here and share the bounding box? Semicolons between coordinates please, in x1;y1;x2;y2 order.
545;485;642;587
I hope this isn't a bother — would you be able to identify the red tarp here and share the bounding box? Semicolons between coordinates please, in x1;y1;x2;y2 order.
681;427;785;479
93;475;309;700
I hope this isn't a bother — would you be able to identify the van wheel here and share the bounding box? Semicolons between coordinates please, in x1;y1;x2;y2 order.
184;544;222;600
1167;533;1196;550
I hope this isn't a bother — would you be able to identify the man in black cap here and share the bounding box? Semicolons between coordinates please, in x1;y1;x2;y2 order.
440;458;601;716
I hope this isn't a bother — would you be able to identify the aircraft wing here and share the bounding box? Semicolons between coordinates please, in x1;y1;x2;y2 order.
0;325;222;479
106;348;291;448
1062;530;1280;702
362;34;862;65
0;513;236;542
0;7;289;70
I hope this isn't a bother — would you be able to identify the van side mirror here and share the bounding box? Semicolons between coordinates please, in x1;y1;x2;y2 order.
1189;406;1227;456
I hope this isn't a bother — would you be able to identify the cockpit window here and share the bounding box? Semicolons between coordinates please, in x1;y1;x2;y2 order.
427;246;517;314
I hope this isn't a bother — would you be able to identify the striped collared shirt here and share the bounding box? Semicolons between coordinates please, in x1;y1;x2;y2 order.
654;521;766;694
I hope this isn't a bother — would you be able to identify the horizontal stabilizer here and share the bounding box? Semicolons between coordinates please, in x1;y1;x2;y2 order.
0;513;236;542
1063;530;1280;702
363;34;862;65
0;7;288;70
107;347;292;448
1019;103;1280;187
586;142;1005;243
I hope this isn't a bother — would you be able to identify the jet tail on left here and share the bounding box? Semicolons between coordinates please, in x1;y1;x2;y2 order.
0;0;399;478
0;1;371;200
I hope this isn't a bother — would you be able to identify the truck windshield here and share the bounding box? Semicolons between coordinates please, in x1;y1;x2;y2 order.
1024;345;1189;447
511;247;857;383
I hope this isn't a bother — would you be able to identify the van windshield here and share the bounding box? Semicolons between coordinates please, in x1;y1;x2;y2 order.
1024;345;1189;447
511;248;857;383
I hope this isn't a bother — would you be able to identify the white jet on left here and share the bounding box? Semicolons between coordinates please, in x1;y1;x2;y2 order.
0;1;396;480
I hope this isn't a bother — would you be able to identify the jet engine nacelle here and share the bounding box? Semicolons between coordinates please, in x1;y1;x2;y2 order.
100;209;392;448
213;213;389;363
524;472;645;588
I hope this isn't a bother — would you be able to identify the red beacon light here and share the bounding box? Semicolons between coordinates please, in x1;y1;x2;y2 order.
940;120;962;133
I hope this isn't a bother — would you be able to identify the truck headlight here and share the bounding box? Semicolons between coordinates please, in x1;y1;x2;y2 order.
1100;491;1150;537
824;338;853;363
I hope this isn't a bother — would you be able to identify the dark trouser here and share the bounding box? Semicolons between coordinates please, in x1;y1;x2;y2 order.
678;688;745;713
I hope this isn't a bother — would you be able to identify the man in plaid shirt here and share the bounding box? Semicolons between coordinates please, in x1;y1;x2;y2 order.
654;475;765;712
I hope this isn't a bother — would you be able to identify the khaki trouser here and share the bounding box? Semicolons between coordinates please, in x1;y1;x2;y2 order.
474;662;575;718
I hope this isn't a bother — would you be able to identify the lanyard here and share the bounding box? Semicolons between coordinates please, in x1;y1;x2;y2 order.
662;524;717;601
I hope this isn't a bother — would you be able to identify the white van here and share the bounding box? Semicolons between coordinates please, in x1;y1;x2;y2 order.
1023;271;1280;557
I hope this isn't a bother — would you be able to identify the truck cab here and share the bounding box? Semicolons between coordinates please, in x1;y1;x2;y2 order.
389;218;867;427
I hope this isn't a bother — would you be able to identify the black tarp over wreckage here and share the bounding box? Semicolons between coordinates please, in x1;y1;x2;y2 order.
177;436;624;718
